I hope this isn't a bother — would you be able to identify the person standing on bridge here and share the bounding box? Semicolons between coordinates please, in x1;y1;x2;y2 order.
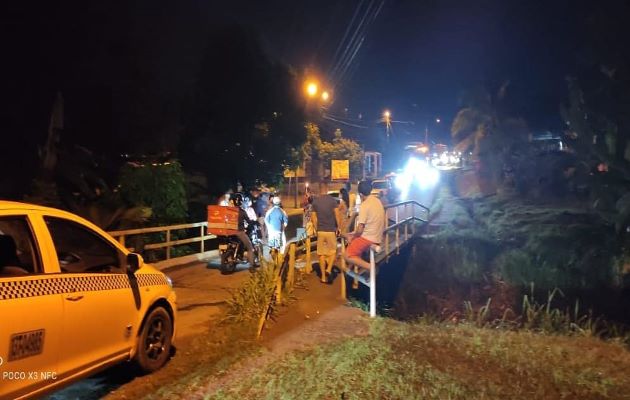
311;189;341;283
265;195;288;254
343;180;385;272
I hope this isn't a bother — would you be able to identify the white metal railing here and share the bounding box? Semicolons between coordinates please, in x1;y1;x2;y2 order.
108;222;216;263
362;200;429;317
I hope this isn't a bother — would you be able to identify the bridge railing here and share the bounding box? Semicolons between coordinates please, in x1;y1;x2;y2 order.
107;222;216;269
258;199;430;336
367;200;429;316
383;200;429;261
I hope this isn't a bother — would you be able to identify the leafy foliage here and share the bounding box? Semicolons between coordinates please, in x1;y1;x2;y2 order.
119;160;188;224
319;129;364;177
70;193;152;231
451;84;530;194
301;123;363;179
224;260;278;325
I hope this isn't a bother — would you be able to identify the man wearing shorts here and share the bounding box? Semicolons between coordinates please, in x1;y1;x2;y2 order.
311;190;341;283
343;180;385;271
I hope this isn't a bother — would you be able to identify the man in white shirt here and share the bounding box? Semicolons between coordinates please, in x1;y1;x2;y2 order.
343;180;385;271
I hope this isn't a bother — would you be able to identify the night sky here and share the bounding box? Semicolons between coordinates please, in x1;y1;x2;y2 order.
234;0;583;135
0;0;601;150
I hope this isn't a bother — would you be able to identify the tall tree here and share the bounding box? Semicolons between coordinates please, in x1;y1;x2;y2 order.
451;83;529;194
561;1;630;178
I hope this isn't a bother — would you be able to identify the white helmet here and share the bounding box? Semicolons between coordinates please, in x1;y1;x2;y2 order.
272;196;281;205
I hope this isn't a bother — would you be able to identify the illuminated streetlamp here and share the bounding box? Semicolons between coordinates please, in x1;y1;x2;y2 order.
425;117;441;145
321;91;330;102
383;110;392;139
305;82;318;97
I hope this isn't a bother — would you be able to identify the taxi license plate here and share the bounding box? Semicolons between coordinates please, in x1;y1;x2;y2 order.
9;329;45;361
218;244;228;250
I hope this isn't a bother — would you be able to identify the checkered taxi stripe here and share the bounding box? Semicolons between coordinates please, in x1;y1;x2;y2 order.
0;274;169;301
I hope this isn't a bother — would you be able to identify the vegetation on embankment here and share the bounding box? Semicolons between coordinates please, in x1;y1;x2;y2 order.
206;318;630;400
393;192;630;324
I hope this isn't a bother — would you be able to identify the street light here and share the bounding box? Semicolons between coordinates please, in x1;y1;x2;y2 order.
383;110;392;139
425;117;441;145
306;82;318;97
321;91;330;102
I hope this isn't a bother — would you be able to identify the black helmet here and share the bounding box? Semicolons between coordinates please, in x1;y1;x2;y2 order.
232;193;243;207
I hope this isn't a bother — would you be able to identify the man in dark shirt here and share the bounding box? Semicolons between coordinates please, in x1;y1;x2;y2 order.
311;191;340;283
233;194;256;267
254;191;270;242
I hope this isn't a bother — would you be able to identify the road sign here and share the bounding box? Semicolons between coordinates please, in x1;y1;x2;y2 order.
331;159;349;180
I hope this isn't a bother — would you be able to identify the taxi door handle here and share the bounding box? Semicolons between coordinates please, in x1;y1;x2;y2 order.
65;295;84;302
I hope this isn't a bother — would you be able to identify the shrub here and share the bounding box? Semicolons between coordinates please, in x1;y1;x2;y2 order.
224;261;279;326
119;160;188;224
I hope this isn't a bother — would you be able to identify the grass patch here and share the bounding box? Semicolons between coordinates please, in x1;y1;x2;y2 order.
203;318;630;400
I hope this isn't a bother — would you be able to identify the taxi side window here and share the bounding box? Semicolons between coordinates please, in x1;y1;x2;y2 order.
44;217;122;274
0;216;41;276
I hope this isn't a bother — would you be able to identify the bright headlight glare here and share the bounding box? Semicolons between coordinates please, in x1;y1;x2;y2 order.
416;165;440;188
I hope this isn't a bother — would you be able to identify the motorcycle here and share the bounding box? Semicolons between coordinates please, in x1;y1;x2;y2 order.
218;222;263;274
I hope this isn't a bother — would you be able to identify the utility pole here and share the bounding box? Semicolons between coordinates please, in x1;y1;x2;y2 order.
424;124;429;146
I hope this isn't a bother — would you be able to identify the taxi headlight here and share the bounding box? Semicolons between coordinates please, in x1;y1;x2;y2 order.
166;276;173;288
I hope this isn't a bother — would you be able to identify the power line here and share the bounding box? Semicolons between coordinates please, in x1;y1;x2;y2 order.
322;114;369;129
329;0;366;76
334;0;385;89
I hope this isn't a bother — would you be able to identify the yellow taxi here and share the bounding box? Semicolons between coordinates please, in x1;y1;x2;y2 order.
0;201;177;399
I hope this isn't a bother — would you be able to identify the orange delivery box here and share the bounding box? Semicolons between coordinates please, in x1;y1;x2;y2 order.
207;205;240;235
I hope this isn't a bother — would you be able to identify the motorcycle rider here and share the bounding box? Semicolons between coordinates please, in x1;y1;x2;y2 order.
232;194;257;267
243;196;257;222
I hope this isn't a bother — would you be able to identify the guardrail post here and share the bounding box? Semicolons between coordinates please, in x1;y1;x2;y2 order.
166;229;171;260
404;203;409;241
275;265;283;305
395;206;400;254
118;235;126;249
287;243;296;292
339;238;347;300
200;225;205;253
385;215;389;262
305;237;312;274
404;222;409;242
369;247;376;318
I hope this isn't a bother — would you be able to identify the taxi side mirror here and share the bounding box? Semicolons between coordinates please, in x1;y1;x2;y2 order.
126;253;142;274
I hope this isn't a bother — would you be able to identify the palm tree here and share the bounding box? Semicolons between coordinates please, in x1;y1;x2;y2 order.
450;83;528;195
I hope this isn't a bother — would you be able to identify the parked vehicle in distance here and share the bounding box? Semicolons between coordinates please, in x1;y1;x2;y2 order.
371;179;399;202
0;201;177;400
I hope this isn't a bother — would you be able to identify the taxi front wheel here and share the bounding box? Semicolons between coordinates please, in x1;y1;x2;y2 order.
134;307;173;373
